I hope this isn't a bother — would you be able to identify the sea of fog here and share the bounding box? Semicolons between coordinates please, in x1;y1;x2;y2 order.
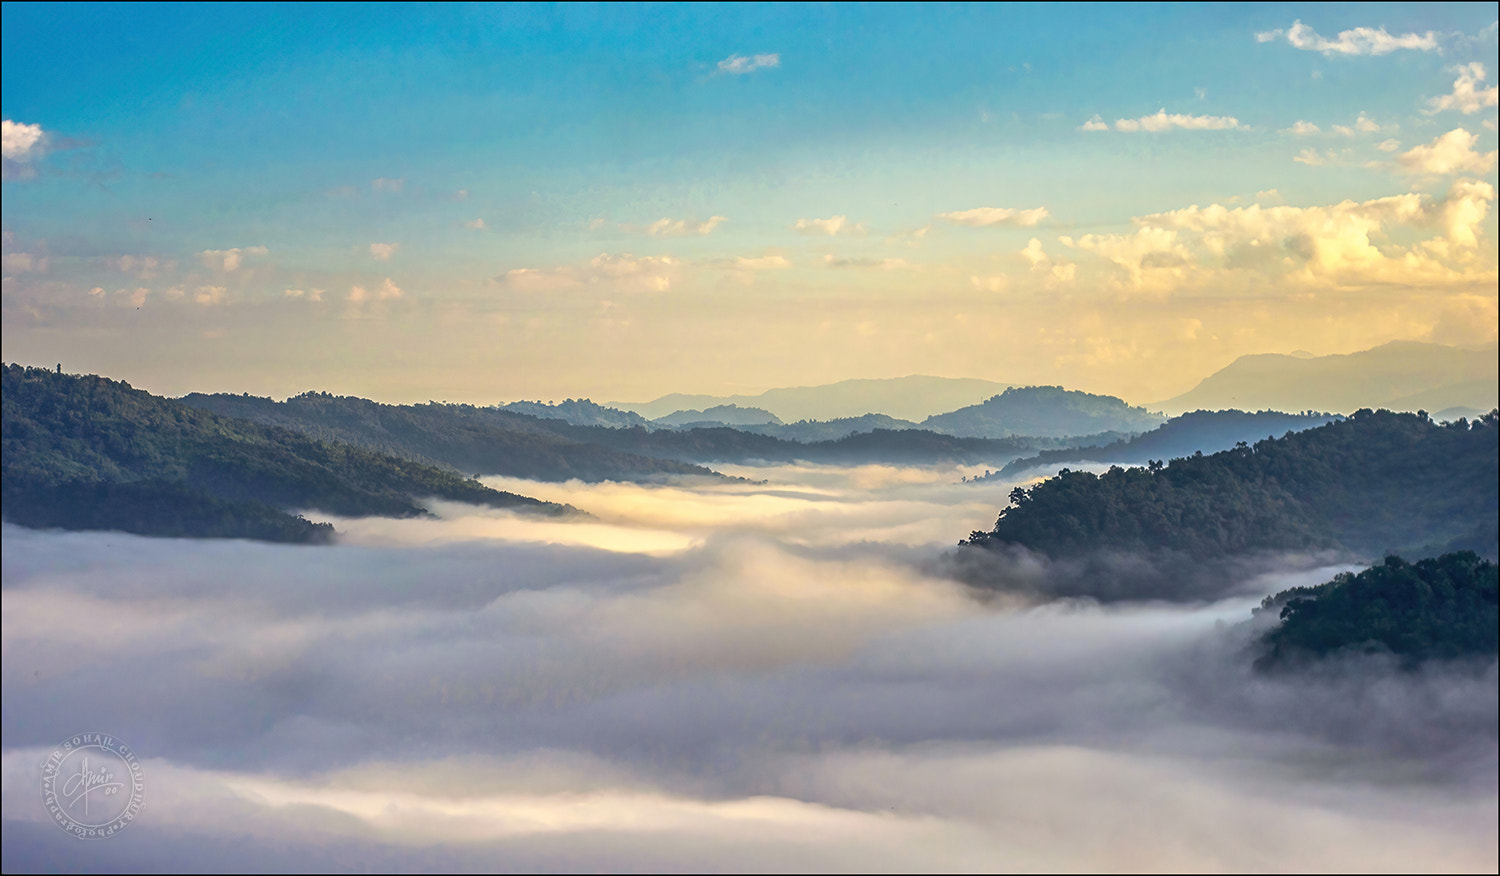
3;462;1496;872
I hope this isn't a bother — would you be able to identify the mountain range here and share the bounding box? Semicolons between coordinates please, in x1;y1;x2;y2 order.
608;375;1013;422
1154;341;1498;416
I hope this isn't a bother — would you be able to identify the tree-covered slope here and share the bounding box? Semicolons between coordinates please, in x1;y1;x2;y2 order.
958;410;1498;600
990;409;1342;477
922;385;1165;439
3;365;573;542
180;391;721;482
1255;552;1498;670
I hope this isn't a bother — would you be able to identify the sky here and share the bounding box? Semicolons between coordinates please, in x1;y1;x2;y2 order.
2;3;1498;405
3;463;1497;871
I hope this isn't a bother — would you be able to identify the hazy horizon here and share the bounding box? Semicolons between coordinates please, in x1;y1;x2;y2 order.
4;5;1497;405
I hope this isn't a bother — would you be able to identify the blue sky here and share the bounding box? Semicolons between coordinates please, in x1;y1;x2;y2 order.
3;3;1497;403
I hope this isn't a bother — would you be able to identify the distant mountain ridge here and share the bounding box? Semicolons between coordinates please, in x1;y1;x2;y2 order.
609;375;1013;422
1154;341;1498;416
653;404;782;428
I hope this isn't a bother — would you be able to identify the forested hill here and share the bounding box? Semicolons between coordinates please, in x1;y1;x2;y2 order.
2;365;575;543
181;391;720;482
960;409;1498;600
1255;552;1498;670
921;385;1165;439
990;409;1342;477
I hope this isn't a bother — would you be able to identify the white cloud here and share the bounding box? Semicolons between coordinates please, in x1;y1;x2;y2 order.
938;207;1050;227
109;255;166;278
718;53;780;74
1396;128;1498;175
640;216;727;237
466;218;487;230
795;216;857;236
1255;20;1439;55
1293;148;1345;166
370;242;399;261
371;177;405;192
379;278;402;299
734;255;791;270
1;119;44;159
1020;238;1049;269
1110;180;1497;291
1112;109;1243;132
1427;62;1500;115
500;267;580;292
194;285;227;305
1355;112;1382;133
1377;139;1402;152
2;252;47;273
197;246;267;272
503;253;681;294
1079;115;1110;132
1283;120;1322;136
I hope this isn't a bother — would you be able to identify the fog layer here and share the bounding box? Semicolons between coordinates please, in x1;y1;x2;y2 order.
3;463;1495;872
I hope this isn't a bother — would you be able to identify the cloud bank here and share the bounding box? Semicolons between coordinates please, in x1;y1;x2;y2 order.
1;463;1494;872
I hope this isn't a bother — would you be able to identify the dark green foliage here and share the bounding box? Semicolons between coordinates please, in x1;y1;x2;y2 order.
2;365;573;542
1256;552;1499;669
4;479;335;543
991;409;1341;478
965;409;1500;562
181;391;721;482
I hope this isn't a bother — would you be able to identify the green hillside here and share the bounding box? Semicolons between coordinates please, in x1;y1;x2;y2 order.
2;365;575;542
960;409;1499;600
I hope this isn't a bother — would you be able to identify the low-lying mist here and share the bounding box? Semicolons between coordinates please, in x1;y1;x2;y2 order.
2;462;1495;872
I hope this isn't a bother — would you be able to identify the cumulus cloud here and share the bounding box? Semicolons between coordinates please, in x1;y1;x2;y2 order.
1;252;48;274
1397;128;1498;176
1088;180;1498;293
1428;62;1500;115
193;285;227;305
1;119;45;179
1088;110;1243;133
283;288;325;302
369;242;398;261
197;246;267;272
1293;147;1349;166
733;255;791;270
1255;19;1439;55
1;119;44;159
794;215;860;236
717;53;780;74
1283;120;1322;136
502;253;680;294
938;207;1050;227
638;216;727;237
